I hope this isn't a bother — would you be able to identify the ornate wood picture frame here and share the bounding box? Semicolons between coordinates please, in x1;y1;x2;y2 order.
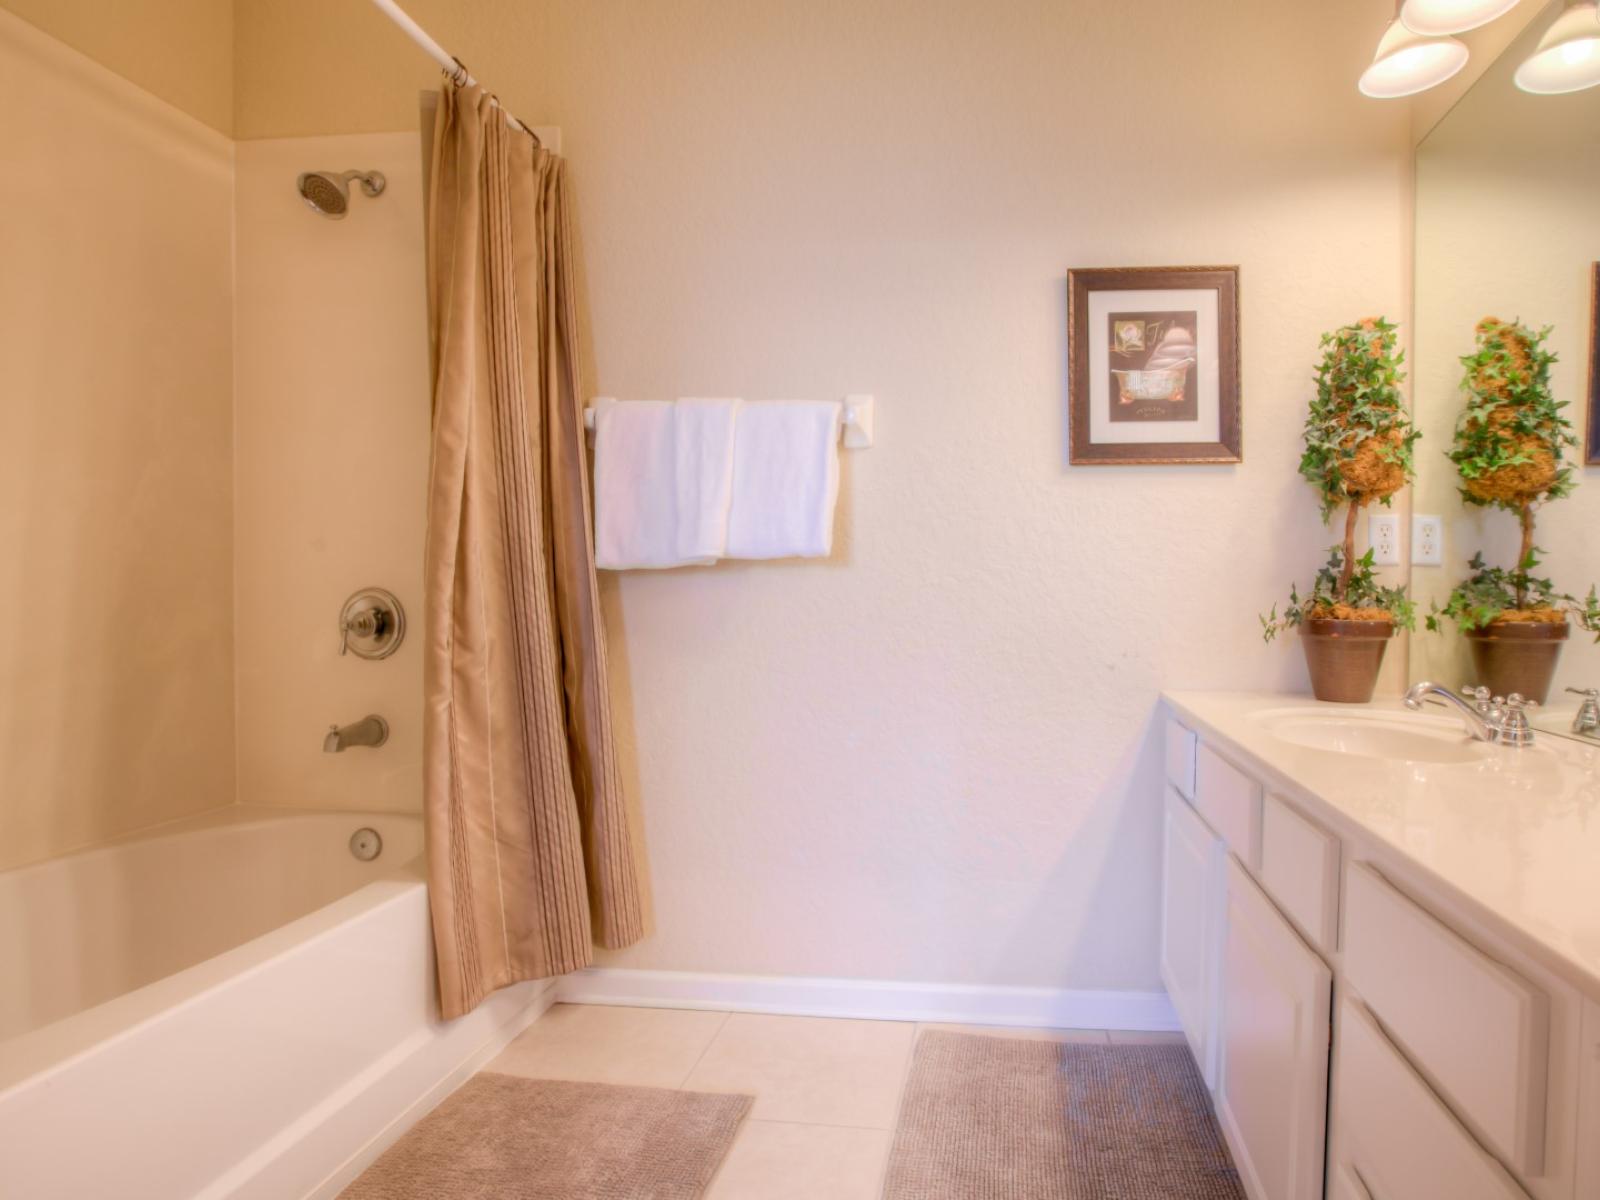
1068;265;1241;465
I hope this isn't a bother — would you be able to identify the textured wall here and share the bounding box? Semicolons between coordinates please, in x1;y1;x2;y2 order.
0;10;236;869
1413;11;1600;695
233;132;432;812
231;0;1414;991
0;0;233;134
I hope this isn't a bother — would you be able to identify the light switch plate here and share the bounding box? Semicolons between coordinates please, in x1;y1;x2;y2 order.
1412;514;1443;566
1368;513;1401;566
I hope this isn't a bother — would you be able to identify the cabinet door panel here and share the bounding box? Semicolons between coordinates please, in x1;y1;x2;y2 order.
1161;787;1220;1088
1218;857;1331;1200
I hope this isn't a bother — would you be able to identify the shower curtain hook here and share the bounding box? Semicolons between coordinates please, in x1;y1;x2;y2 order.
448;56;471;87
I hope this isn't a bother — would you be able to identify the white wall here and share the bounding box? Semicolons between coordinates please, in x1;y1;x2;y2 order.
225;0;1413;995
0;9;236;869
233;132;432;812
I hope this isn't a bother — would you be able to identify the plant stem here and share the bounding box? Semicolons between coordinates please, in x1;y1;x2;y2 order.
1339;499;1361;601
1517;504;1535;609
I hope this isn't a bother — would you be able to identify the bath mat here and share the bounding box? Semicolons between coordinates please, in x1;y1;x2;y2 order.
882;1031;1245;1199
340;1072;752;1199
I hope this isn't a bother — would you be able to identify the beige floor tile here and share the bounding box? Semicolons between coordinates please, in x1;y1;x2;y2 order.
704;1121;891;1200
684;1013;915;1128
917;1022;1110;1044
1107;1028;1188;1045
488;1003;729;1089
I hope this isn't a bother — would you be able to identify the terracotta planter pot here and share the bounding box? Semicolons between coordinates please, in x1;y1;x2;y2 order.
1300;618;1396;703
1465;620;1569;704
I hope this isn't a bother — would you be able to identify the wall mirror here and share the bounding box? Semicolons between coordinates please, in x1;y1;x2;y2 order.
1411;0;1600;743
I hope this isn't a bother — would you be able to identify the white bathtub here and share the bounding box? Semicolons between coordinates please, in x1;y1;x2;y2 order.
0;807;552;1199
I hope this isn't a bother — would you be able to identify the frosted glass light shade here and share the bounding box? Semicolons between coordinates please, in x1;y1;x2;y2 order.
1515;2;1600;93
1359;20;1470;97
1400;0;1521;35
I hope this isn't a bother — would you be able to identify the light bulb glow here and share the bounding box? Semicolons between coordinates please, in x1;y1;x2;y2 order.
1400;0;1522;36
1359;21;1471;98
1515;2;1600;93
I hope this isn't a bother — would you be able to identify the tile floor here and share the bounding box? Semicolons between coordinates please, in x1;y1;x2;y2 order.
483;1003;1185;1198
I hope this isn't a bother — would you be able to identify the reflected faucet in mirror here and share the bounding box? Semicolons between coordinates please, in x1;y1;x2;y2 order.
323;715;389;753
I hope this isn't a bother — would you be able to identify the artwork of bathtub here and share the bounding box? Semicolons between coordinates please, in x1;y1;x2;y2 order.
0;807;552;1198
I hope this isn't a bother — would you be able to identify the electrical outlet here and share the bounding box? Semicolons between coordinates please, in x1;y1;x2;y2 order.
1368;513;1401;566
1412;514;1443;566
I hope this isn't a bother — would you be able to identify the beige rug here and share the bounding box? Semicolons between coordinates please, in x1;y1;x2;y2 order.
883;1032;1245;1199
340;1072;751;1199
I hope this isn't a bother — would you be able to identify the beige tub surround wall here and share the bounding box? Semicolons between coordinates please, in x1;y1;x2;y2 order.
228;0;1413;993
0;0;233;135
1412;22;1600;694
233;132;432;812
0;9;236;870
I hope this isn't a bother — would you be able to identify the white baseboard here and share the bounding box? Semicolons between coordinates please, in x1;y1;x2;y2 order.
557;968;1179;1032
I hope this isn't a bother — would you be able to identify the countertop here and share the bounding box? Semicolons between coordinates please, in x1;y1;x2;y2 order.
1163;691;1600;1000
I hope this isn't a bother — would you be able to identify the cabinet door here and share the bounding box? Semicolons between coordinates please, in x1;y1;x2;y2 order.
1161;787;1221;1088
1217;857;1332;1200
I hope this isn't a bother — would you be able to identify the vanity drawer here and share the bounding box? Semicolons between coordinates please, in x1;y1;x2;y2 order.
1165;719;1197;799
1259;794;1339;953
1343;862;1549;1175
1334;998;1529;1200
1194;744;1262;869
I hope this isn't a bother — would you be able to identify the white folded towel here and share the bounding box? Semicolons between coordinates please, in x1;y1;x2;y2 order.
593;398;743;570
725;400;843;560
673;398;742;561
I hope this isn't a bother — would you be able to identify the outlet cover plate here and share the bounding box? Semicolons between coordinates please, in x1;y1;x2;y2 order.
1412;514;1443;566
1369;513;1401;566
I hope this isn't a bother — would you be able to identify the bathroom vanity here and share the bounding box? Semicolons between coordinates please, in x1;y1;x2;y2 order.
1161;692;1600;1200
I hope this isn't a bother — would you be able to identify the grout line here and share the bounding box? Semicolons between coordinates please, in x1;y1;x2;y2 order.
677;1010;733;1089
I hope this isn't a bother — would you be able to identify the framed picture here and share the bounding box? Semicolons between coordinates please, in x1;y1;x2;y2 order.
1068;265;1241;465
1588;262;1599;465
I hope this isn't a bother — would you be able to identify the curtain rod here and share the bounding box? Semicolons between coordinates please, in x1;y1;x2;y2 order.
368;0;527;133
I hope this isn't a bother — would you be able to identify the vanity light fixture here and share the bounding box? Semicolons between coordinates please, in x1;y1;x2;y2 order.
1359;10;1471;97
1399;0;1521;36
1515;0;1600;93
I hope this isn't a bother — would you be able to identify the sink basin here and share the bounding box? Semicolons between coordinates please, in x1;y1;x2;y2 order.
1254;709;1489;764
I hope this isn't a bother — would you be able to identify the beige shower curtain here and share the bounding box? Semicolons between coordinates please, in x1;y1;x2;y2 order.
423;82;644;1021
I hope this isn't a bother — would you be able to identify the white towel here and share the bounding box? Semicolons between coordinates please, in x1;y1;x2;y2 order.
725;401;843;560
593;398;743;570
673;398;742;561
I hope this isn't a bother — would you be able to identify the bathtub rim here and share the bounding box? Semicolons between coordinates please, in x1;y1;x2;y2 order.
0;806;428;1096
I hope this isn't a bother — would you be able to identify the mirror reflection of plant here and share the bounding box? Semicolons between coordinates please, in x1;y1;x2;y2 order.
1445;318;1579;612
1262;317;1418;641
1427;550;1600;640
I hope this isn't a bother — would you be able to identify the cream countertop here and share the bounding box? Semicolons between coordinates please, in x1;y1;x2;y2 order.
1163;692;1600;1001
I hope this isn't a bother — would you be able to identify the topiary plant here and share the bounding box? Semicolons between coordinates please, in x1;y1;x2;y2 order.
1262;317;1419;640
1437;318;1585;622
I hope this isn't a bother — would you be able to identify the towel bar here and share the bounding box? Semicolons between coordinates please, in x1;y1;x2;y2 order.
584;395;874;449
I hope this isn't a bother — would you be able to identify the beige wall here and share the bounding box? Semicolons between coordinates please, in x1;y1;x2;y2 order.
234;0;1415;990
1412;11;1600;694
0;10;236;869
0;0;233;134
233;132;431;811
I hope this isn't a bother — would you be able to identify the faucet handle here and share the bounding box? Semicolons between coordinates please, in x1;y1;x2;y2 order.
1499;695;1536;746
1461;684;1491;712
1567;687;1600;698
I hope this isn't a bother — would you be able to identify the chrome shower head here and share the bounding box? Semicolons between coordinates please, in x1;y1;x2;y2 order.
296;169;386;219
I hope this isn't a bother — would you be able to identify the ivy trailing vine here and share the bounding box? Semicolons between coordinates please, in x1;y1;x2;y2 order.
1427;551;1600;638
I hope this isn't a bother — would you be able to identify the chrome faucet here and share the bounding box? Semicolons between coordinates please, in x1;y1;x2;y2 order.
323;714;389;753
1403;682;1534;747
1568;687;1600;737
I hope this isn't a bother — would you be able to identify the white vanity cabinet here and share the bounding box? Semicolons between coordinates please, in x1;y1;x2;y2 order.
1217;857;1331;1200
1162;786;1222;1087
1159;703;1598;1200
